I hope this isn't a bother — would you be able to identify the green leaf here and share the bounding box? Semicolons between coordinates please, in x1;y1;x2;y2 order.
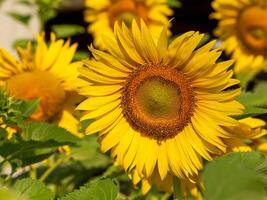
236;106;267;120
14;99;39;119
0;187;18;200
203;152;266;200
0;0;5;6
0;91;36;125
168;0;181;8
59;178;118;200
22;122;80;143
0;140;59;168
7;12;31;25
17;0;32;6
35;0;62;26
254;81;267;94
236;82;267;119
12;39;36;50
236;71;256;89
39;9;56;25
70;135;110;169
52;24;85;38
0;127;7;139
13;39;29;49
73;51;89;61
12;178;54;200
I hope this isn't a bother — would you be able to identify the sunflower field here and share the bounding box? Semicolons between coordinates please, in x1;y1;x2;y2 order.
1;0;267;199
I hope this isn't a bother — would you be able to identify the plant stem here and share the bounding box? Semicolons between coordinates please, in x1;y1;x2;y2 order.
39;158;64;182
29;165;37;180
173;176;183;200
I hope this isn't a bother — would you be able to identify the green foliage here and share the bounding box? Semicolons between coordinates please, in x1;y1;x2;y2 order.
203;152;267;200
52;24;85;38
0;91;39;125
168;0;182;8
59;178;118;200
0;178;54;200
7;12;31;25
236;71;256;89
13;39;36;49
34;0;62;26
12;0;62;28
0;140;58;168
73;51;89;61
237;81;267;119
70;135;110;170
22;122;80;143
12;178;54;200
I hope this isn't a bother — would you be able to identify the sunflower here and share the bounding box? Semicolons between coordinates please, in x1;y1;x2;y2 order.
0;33;84;137
133;117;266;196
223;117;266;152
84;0;173;48
211;0;267;74
132;169;203;198
78;19;245;183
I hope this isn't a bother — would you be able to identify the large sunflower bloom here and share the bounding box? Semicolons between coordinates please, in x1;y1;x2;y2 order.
78;20;244;182
211;0;267;74
84;0;173;48
0;33;84;137
134;117;266;196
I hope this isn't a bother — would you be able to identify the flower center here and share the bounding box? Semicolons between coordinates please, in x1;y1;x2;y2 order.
108;0;148;27
122;66;195;140
136;78;181;119
238;6;267;55
5;71;66;121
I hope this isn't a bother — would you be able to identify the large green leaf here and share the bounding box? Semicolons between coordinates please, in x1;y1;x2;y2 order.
12;178;54;200
0;179;54;200
0;140;60;168
22;122;80;143
203;152;266;200
59;179;118;200
0;187;18;200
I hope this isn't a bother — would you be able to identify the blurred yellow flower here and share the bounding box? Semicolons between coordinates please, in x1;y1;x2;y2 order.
78;19;244;182
223;117;266;152
0;33;84;137
211;0;267;74
84;0;173;48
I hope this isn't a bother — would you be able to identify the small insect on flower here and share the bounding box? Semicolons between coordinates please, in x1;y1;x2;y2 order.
211;0;267;74
84;0;173;49
0;33;84;137
78;19;245;183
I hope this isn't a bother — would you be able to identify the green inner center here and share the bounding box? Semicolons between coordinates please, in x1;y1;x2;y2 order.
249;27;266;40
118;12;137;26
136;78;181;119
